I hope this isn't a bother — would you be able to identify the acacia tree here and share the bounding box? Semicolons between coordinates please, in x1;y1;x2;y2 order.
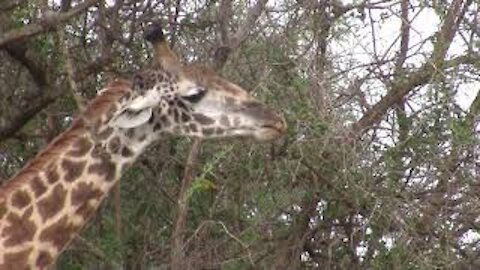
0;0;479;269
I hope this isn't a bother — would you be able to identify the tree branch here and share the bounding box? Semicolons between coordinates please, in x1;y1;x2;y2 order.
350;0;473;137
0;0;27;12
0;90;61;142
0;0;100;143
217;0;232;45
213;0;268;70
170;138;202;270
3;44;48;86
228;0;268;49
0;0;98;47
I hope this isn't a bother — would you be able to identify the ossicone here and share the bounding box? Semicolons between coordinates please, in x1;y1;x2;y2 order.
144;22;165;44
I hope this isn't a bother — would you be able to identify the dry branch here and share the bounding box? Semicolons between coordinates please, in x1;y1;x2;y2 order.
0;0;99;143
350;0;472;137
170;138;202;270
0;0;98;47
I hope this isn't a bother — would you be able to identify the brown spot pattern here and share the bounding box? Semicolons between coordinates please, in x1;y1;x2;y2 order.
61;159;86;182
0;201;7;219
39;216;78;250
203;128;215;136
91;145;108;159
172;109;180;122
2;207;35;246
160;115;171;127
92;119;103;132
36;251;54;268
46;164;59;184
68;137;93;157
153;122;162;131
11;190;31;209
108;136;121;154
233;117;241;126
71;182;103;206
88;157;116;182
75;202;96;219
220;115;230;126
30;177;47;197
137;134;147;142
37;184;66;221
97;127;113;140
180;112;191;122
126;129;135;139
188;124;198;132
0;248;32;270
193;114;214;125
106;106;117;120
123;91;131;100
225;97;236;105
121;147;134;158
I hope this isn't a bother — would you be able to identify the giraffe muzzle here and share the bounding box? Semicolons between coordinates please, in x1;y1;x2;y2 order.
241;101;286;141
254;115;287;141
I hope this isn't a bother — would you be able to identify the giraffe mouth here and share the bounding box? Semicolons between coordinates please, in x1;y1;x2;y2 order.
254;119;287;141
235;101;286;141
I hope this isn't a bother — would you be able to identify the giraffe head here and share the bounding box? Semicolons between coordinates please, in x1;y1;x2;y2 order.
109;24;286;142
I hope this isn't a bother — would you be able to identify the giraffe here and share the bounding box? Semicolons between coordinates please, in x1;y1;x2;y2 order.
0;24;286;269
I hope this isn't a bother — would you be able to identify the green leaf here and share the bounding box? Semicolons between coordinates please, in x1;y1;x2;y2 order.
187;178;217;199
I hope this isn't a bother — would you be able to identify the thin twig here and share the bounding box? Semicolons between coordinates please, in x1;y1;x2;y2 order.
0;0;98;47
57;28;86;110
170;138;202;270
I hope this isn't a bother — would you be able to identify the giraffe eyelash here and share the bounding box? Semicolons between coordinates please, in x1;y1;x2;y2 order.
182;88;207;103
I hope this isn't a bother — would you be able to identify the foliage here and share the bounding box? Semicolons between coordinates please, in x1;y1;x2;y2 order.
0;0;479;269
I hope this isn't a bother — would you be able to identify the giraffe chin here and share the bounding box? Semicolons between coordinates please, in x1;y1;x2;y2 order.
252;126;286;141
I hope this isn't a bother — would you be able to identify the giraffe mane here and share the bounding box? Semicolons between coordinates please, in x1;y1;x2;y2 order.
0;79;131;200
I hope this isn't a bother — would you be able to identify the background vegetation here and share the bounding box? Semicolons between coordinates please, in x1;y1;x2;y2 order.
0;0;479;269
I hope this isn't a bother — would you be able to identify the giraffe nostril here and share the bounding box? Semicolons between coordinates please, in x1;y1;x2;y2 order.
239;101;286;140
242;101;277;120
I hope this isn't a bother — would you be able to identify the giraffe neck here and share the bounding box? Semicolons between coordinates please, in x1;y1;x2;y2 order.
0;80;155;268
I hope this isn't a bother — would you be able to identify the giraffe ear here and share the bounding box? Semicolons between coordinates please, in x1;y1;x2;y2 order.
110;90;160;128
110;108;153;128
128;90;161;111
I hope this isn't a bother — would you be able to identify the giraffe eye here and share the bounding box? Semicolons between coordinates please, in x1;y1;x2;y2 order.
182;87;206;103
